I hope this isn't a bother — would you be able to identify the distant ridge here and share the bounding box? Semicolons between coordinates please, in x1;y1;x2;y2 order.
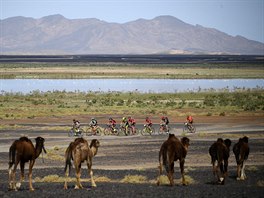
1;14;263;55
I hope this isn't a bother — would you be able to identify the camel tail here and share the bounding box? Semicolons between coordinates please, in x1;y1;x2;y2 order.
160;147;169;173
64;148;72;175
8;143;16;167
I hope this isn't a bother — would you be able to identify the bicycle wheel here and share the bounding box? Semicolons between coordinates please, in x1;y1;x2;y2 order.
78;128;84;137
183;125;188;133
132;127;138;135
86;127;94;136
96;127;102;136
118;128;126;136
68;129;74;137
190;125;196;133
141;127;149;136
104;127;111;135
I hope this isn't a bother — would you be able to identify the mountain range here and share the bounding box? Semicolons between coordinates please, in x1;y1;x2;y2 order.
1;14;263;55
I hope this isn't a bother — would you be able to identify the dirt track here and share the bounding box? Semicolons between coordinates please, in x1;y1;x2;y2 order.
0;120;263;197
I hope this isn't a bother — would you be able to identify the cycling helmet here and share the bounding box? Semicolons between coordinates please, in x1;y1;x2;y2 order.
109;117;113;120
122;117;126;121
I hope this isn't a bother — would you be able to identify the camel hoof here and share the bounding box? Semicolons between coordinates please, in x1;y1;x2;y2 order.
30;188;35;191
236;177;241;181
16;182;21;189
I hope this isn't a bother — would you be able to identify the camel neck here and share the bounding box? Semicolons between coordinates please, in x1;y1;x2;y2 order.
34;143;43;158
91;147;98;156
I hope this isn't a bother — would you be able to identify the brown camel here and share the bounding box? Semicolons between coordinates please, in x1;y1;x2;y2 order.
64;138;100;189
233;136;250;180
8;136;46;191
157;134;190;186
209;138;232;185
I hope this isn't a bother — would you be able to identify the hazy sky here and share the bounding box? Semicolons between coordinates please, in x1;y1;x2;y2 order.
1;0;264;43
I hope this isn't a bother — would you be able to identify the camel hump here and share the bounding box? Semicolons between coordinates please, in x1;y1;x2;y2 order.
19;136;30;142
240;136;249;143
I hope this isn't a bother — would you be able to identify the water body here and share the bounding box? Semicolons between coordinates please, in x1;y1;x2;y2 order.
0;79;263;94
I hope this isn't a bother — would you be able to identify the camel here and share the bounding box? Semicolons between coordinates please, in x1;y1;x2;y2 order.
209;138;232;185
157;134;190;186
8;136;46;191
64;138;100;189
233;136;250;180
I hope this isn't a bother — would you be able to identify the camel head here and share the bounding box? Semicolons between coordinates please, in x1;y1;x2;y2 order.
35;137;47;154
239;136;249;143
90;139;100;149
181;137;190;149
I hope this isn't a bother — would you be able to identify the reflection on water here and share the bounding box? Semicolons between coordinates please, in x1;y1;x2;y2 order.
0;79;263;93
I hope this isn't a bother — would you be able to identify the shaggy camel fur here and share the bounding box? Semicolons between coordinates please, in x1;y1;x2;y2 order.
209;138;232;185
233;136;250;180
157;134;190;186
64;138;100;189
8;136;46;191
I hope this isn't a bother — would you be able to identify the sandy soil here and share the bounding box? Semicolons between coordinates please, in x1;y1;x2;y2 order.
0;117;263;197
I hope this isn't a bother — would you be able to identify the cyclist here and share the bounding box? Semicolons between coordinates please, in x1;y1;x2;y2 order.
128;116;136;134
72;119;80;135
121;117;129;135
186;115;193;126
89;117;98;131
108;117;117;132
128;116;136;127
89;117;98;127
160;116;170;133
145;116;153;131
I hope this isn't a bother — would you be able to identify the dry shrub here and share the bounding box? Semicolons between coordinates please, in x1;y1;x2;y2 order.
121;175;147;184
156;175;195;185
94;176;112;182
257;180;264;187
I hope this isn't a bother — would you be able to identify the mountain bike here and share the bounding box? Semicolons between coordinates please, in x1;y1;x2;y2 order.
68;127;84;137
103;125;119;136
183;122;196;133
85;125;102;136
141;124;156;136
129;125;138;135
158;124;171;135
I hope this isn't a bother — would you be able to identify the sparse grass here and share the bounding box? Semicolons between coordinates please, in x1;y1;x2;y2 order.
0;90;263;121
34;175;112;183
121;175;148;184
44;147;65;162
246;166;259;172
156;175;195;185
257;180;264;187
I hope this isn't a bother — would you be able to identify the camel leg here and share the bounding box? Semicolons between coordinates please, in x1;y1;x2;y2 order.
10;161;19;191
8;162;14;190
156;161;162;186
64;166;69;190
87;159;96;187
215;162;222;184
75;164;83;189
180;159;186;185
241;161;246;180
16;162;25;189
28;160;35;191
167;162;174;186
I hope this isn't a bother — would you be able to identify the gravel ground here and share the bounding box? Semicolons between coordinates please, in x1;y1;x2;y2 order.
0;123;263;198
